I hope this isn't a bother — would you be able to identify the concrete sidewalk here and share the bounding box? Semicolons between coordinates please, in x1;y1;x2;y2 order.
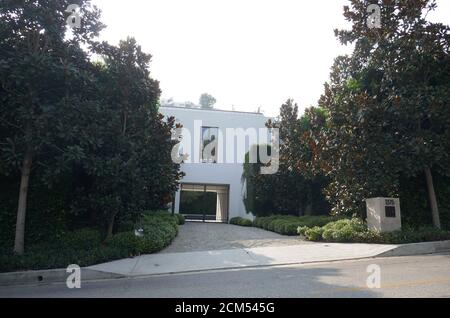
88;243;397;276
2;240;450;286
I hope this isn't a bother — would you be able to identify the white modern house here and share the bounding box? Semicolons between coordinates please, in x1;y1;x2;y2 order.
159;106;271;223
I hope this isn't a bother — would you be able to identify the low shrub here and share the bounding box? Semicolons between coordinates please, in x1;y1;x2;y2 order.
175;213;186;225
230;217;253;227
0;211;179;273
60;228;103;249
0;245;132;273
301;218;450;244
116;220;136;233
144;210;179;227
108;232;148;256
321;218;367;242
379;226;450;244
254;215;341;236
303;226;324;241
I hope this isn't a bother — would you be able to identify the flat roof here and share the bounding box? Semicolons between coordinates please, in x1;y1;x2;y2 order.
160;105;264;116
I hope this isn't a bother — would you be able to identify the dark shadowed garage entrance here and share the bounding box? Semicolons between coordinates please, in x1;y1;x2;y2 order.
179;184;229;222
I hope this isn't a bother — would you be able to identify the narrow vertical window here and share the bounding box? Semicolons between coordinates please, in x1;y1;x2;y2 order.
201;127;218;163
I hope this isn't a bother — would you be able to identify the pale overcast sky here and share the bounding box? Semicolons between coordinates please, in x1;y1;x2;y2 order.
91;0;450;117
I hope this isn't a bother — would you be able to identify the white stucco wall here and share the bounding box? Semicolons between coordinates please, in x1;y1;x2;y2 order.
159;106;270;221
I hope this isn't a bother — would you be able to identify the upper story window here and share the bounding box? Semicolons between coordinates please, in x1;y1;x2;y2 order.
201;126;218;163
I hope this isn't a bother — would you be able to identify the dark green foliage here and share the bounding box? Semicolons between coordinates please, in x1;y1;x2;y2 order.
0;228;116;273
242;145;275;216
243;100;330;217
379;227;450;244
107;232;151;256
70;38;183;239
59;228;103;250
308;0;450;221
229;217;253;227
174;213;186;225
0;1;183;253
0;212;179;273
109;212;178;256
0;0;107;254
400;174;450;230
253;215;340;236
0;176;68;251
300;218;450;244
180;191;217;216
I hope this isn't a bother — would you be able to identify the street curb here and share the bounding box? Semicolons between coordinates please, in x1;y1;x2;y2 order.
1;241;449;287
378;240;450;257
82;242;450;280
0;268;124;287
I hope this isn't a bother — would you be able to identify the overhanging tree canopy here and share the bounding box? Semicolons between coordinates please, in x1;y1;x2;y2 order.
309;0;450;226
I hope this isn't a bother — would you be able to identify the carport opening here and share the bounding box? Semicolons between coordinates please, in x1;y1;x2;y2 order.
180;184;229;223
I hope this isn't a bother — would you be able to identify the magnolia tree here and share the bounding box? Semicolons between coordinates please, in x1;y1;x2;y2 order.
86;38;183;240
309;0;450;226
0;0;104;254
0;1;183;254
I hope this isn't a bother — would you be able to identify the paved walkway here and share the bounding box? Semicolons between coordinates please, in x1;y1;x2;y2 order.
160;222;309;253
88;243;398;277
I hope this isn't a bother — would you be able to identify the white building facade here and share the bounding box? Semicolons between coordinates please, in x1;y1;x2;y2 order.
159;106;271;222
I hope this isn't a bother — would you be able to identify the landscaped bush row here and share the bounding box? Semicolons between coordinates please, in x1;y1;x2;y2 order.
108;211;179;255
0;211;180;273
253;215;341;236
175;213;186;225
230;217;253;227
299;218;450;244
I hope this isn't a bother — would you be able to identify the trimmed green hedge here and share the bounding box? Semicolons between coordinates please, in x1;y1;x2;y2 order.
109;211;179;255
299;218;450;244
253;215;341;236
0;211;180;273
175;213;186;225
230;217;253;227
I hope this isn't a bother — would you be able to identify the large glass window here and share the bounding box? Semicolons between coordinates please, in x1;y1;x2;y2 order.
201;127;218;163
180;191;217;216
179;184;229;222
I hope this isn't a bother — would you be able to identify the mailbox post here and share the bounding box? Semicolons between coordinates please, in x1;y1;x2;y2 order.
366;198;401;233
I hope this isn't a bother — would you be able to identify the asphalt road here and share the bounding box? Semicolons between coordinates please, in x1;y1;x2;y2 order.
1;254;449;298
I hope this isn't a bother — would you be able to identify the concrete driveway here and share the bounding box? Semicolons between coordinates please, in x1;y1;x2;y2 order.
160;222;309;253
84;223;398;278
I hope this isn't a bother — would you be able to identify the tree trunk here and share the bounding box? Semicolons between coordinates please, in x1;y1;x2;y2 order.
14;149;33;255
298;202;302;217
424;167;441;229
105;212;117;241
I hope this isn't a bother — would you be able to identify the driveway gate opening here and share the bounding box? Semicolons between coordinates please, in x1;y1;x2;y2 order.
179;184;229;222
